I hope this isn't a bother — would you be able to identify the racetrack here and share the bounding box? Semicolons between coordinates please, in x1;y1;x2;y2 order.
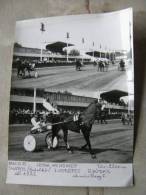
8;120;133;163
11;64;128;97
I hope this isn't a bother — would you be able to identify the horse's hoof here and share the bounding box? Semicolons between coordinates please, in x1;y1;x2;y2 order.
81;145;87;150
48;147;53;151
68;150;73;154
47;146;51;150
91;154;96;159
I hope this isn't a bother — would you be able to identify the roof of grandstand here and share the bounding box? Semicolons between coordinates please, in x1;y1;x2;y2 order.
46;41;74;54
100;90;128;103
86;51;101;57
86;50;126;57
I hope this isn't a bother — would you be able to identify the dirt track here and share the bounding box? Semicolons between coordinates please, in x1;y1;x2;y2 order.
11;64;128;96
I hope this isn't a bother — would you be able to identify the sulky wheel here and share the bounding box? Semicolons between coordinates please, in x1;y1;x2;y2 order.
34;71;38;78
23;134;36;152
45;133;52;149
45;133;58;149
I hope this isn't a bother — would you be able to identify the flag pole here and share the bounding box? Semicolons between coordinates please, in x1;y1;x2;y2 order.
40;23;45;62
93;41;94;60
33;88;36;114
66;32;70;63
40;43;43;62
100;44;101;59
82;38;85;63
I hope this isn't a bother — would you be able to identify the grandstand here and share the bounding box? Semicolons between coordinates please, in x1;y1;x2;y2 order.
86;50;127;62
10;88;96;111
12;42;128;70
9;88;130;124
12;42;92;68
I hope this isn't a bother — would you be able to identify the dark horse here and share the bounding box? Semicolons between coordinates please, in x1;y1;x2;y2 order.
17;60;35;78
47;100;101;158
98;60;105;72
75;60;82;71
119;59;125;71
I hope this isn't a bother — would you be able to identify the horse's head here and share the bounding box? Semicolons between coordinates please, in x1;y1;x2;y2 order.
83;99;101;117
92;99;102;115
80;99;102;127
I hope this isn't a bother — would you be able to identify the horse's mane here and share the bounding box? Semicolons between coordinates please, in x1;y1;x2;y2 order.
61;100;101;126
82;101;95;115
80;100;101;126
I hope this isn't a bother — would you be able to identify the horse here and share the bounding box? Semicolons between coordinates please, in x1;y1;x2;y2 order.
93;61;98;67
75;60;82;71
104;61;109;72
121;113;133;125
98;60;105;72
16;60;25;77
25;62;36;77
17;60;36;78
46;100;101;158
119;59;125;71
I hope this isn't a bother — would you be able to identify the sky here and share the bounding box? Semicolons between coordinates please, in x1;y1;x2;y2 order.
15;8;133;53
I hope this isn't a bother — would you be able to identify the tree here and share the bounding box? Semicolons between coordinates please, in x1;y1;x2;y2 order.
14;42;22;48
69;49;80;56
63;90;72;95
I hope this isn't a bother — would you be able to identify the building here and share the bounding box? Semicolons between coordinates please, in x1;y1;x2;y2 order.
12;43;92;68
10;88;129;113
10;88;96;112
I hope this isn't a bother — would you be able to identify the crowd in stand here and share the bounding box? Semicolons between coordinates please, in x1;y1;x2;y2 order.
9;108;33;124
9;107;81;124
9;106;126;124
13;57;86;69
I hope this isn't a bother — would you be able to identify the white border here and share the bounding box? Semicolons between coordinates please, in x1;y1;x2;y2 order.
6;161;133;187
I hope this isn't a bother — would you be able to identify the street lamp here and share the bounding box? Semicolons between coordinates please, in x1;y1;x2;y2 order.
99;44;102;59
129;21;132;59
105;46;107;59
40;22;45;62
92;41;95;59
66;32;70;62
82;38;85;63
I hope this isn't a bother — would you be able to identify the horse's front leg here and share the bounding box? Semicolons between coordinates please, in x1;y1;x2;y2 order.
23;69;25;77
63;129;72;153
28;69;31;77
50;125;59;150
17;68;20;77
81;143;88;149
81;127;96;159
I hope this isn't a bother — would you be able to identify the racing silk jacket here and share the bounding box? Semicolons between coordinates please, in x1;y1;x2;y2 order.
31;117;41;131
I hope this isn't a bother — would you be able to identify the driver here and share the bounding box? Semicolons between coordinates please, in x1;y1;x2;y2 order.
31;113;42;133
42;97;60;149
